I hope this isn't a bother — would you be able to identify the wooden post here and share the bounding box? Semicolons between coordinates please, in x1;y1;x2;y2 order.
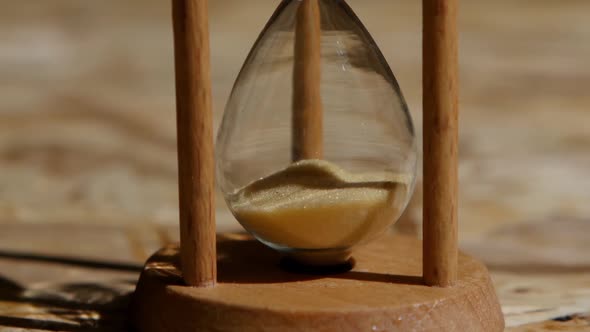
292;0;323;161
172;0;216;287
422;0;459;287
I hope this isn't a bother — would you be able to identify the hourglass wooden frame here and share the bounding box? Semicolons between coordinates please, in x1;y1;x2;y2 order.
131;0;505;331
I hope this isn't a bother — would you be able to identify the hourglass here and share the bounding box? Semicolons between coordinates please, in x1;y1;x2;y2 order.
131;0;504;331
217;0;417;267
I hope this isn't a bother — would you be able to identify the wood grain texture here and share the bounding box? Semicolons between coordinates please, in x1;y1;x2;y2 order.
172;0;216;287
2;1;590;330
422;0;459;287
131;233;504;332
506;313;590;332
292;0;323;161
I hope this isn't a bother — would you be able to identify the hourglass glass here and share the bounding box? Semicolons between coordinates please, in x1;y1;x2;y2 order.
216;0;417;266
131;0;505;331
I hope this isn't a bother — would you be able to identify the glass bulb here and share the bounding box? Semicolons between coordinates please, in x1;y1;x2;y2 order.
217;0;417;265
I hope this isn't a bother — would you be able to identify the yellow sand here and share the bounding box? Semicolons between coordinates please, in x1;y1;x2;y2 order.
228;159;411;250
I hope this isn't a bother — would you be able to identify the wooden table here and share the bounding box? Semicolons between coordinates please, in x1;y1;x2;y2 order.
0;0;589;330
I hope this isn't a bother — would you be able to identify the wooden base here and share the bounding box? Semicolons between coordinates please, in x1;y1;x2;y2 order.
130;233;504;332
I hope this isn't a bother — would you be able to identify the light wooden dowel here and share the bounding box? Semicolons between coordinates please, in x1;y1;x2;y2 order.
422;0;459;287
172;0;216;287
292;0;323;161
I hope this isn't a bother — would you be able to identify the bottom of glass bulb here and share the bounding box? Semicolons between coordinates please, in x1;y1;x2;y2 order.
286;248;353;267
256;235;353;267
280;252;355;274
226;159;411;253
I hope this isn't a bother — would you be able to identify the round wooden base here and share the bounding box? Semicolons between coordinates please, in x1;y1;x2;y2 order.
131;233;504;332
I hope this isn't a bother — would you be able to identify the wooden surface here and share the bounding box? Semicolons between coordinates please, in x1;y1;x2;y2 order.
1;0;590;330
292;0;323;161
0;223;588;331
422;0;459;287
172;0;217;287
131;233;503;332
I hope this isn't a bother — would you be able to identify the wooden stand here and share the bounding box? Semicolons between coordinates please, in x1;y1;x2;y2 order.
172;0;216;287
130;0;505;330
292;0;323;161
131;233;503;332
